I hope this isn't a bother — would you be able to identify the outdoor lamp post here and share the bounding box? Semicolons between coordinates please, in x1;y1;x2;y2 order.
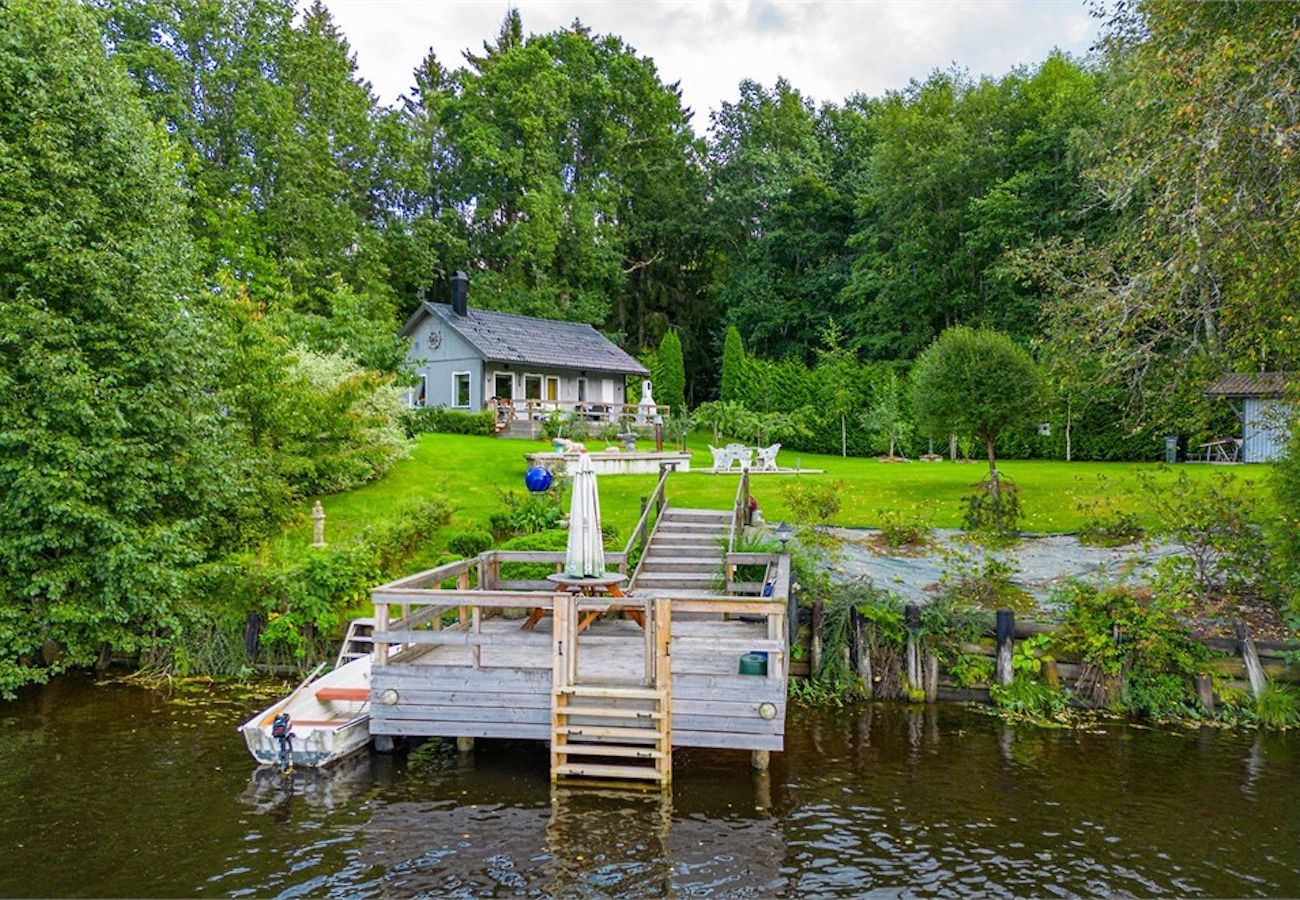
774;521;793;552
654;413;663;453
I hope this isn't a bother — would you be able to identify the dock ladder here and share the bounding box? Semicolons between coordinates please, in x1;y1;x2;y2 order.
550;595;672;786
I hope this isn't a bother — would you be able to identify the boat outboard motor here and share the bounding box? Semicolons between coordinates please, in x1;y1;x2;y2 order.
271;713;295;772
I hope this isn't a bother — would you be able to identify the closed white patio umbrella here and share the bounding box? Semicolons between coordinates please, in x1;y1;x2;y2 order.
565;452;606;578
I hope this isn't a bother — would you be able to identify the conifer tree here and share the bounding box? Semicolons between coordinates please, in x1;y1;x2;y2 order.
656;330;687;415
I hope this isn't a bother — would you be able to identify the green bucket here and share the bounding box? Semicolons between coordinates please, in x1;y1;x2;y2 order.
738;652;768;677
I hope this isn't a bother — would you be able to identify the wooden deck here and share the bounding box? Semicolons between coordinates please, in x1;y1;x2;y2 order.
368;466;790;784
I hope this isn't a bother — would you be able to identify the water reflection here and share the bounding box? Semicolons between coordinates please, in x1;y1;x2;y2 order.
1;679;1298;897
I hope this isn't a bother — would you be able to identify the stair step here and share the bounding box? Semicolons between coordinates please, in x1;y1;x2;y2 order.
556;725;662;741
652;536;721;547
554;763;665;782
635;573;716;584
663;509;731;520
657;523;727;533
556;744;665;760
559;685;665;700
640;562;716;574
557;706;662;720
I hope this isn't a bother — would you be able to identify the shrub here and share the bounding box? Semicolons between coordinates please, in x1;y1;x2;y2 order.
281;349;411;495
1253;682;1300;729
1052;580;1205;718
938;552;1034;612
876;508;929;550
962;476;1023;538
447;528;493;559
193;497;452;668
991;676;1069;717
500;488;566;535
541;409;575;440
780;479;843;527
497;530;569;580
1139;470;1276;604
404;406;495;437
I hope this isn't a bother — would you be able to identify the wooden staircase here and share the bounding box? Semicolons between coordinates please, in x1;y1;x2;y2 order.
630;508;730;593
551;596;672;786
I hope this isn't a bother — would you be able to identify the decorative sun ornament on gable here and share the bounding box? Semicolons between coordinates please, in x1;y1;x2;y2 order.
427;328;442;351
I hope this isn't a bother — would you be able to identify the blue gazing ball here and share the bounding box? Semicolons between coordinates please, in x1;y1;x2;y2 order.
525;466;554;493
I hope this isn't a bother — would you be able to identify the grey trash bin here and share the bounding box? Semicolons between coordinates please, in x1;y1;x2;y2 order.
1164;435;1179;464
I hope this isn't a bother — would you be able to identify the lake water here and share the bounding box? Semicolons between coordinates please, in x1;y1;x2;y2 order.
2;675;1298;897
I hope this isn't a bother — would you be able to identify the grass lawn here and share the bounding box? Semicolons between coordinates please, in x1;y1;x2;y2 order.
268;433;1271;564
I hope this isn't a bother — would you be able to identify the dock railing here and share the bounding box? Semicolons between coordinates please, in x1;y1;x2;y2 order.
370;544;791;680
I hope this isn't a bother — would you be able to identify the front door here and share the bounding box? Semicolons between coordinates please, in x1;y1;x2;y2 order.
545;376;560;403
493;372;514;402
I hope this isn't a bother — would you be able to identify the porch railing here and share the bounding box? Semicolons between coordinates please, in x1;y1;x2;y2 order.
488;398;670;425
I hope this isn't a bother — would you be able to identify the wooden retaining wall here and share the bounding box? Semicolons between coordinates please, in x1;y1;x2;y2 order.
790;605;1300;704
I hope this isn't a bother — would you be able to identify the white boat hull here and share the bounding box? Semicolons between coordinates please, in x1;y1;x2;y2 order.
240;655;373;769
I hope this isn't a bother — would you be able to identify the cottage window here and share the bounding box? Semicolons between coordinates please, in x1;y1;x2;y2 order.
576;377;588;402
523;374;542;401
406;375;427;409
453;371;471;408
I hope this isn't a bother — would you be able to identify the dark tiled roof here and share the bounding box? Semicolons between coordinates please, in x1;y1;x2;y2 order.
1204;372;1291;398
401;302;648;376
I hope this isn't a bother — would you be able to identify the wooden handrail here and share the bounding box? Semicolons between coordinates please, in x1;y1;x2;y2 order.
621;464;673;561
727;467;750;554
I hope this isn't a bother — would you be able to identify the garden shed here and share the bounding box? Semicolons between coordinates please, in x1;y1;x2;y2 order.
1204;372;1294;463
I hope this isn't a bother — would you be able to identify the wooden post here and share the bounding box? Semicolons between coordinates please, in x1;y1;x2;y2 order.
457;737;475;753
810;598;824;679
373;734;394;753
787;578;798;649
924;655;939;703
904;603;921;695
1194;674;1216;715
996;609;1015;686
751;749;770;772
852;606;873;699
1235;618;1267;699
1043;658;1060;689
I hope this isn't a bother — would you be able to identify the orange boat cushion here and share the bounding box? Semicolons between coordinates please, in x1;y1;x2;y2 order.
315;687;370;702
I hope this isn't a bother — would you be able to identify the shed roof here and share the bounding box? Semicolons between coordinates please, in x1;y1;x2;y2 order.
1204;371;1291;399
401;302;648;376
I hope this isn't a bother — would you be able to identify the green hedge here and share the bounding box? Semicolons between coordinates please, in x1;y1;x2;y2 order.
497;529;568;580
404;406;495;437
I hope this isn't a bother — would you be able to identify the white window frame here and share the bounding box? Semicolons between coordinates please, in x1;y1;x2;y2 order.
452;370;471;408
406;374;427;409
523;373;542;401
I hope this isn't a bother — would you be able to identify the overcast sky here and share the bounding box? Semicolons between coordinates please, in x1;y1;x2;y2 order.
324;0;1103;132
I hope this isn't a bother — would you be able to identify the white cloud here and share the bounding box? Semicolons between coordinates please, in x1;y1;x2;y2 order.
323;0;1101;132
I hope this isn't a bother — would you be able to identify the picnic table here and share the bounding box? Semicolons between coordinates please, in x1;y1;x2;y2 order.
520;573;643;633
1197;438;1241;463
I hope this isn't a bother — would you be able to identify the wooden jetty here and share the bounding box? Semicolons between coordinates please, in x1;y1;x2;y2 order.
369;468;791;785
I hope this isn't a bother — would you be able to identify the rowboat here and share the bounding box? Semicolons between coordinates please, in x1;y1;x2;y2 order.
239;620;376;770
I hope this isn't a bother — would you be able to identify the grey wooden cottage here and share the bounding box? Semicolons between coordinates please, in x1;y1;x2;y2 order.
400;273;648;420
1204;372;1294;462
